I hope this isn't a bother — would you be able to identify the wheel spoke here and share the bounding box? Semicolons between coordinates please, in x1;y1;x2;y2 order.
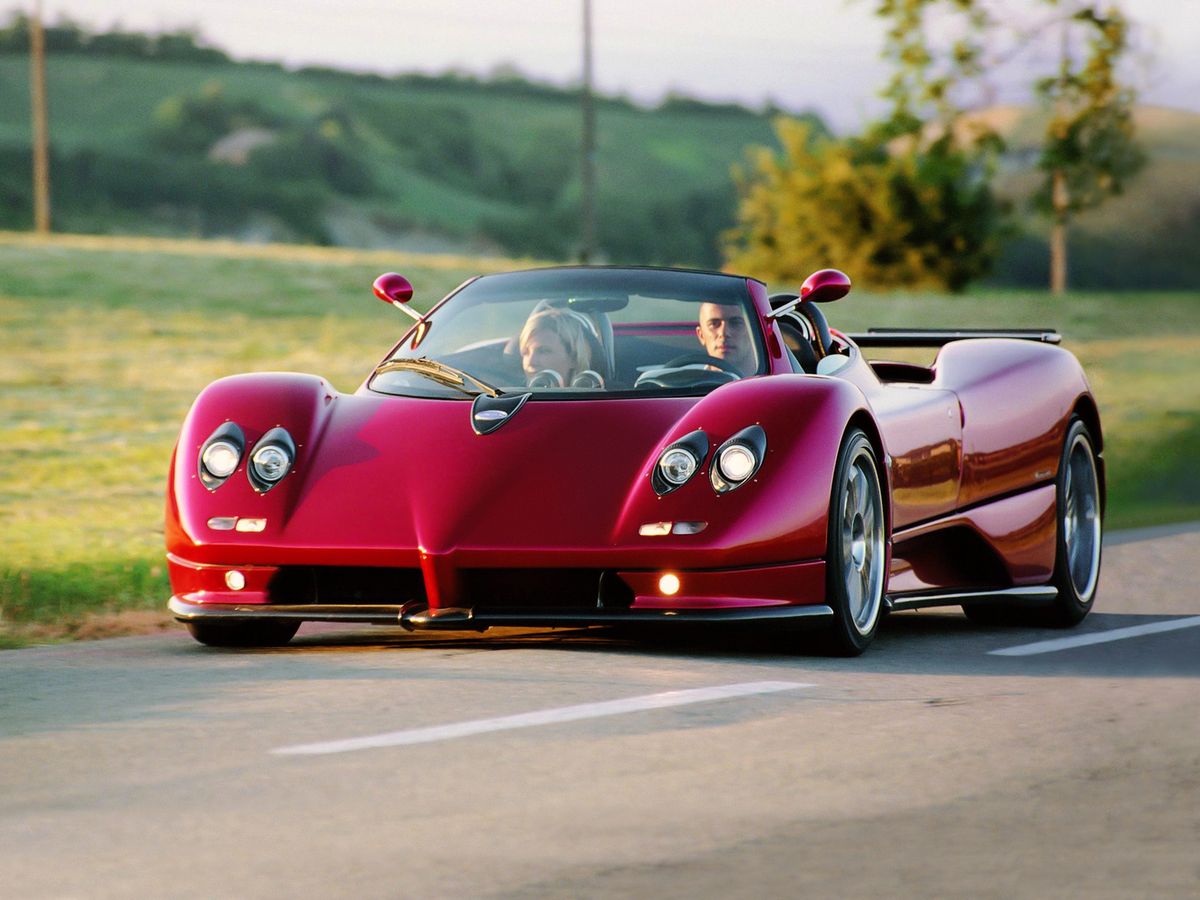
852;466;869;518
861;501;876;538
846;565;863;618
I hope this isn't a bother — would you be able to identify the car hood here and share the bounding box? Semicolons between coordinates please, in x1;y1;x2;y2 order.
277;392;700;557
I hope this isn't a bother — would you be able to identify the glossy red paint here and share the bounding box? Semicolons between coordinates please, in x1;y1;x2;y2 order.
372;272;414;306
888;484;1058;593
166;370;865;608
934;340;1090;508
166;265;1103;642
622;561;825;609
800;268;852;304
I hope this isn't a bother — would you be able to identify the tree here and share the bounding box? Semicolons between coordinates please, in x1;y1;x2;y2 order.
724;119;1001;290
1034;2;1143;293
724;1;1005;290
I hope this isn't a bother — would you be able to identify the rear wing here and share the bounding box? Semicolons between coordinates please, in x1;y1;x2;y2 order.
844;328;1061;347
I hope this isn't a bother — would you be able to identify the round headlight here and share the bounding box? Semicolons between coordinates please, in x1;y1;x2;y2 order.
659;448;698;486
718;444;757;483
201;440;241;478
251;445;291;483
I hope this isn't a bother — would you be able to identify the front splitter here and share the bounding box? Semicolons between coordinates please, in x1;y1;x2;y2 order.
168;596;834;631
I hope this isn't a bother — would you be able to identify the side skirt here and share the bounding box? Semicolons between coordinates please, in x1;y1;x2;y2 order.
886;585;1057;613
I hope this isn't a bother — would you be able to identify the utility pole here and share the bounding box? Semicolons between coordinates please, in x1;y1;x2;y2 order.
579;0;596;262
29;0;52;234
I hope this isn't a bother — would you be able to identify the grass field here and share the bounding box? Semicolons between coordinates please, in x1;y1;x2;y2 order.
1;233;1197;646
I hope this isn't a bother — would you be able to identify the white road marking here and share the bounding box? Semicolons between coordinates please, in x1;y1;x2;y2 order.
271;680;813;756
989;616;1200;657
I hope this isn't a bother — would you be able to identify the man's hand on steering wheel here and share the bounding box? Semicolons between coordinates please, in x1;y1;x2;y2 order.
663;353;744;378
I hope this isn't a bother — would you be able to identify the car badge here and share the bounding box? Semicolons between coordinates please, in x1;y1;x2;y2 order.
470;391;531;435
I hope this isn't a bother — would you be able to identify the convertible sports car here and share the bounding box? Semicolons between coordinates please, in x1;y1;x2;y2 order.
166;265;1103;655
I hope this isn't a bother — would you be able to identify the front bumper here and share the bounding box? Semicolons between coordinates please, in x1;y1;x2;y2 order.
166;554;832;630
168;595;834;630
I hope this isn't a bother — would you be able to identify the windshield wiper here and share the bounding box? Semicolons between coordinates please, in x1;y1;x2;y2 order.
373;357;504;398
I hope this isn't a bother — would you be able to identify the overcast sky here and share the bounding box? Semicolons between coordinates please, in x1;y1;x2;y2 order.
31;0;1200;131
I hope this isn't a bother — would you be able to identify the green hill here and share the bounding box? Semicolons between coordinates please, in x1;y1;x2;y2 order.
0;25;823;268
1;18;1198;285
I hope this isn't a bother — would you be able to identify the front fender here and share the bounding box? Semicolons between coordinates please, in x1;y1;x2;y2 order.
614;375;874;566
166;372;339;557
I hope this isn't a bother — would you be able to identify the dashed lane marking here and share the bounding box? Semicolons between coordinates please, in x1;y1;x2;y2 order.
989;616;1200;657
271;681;813;756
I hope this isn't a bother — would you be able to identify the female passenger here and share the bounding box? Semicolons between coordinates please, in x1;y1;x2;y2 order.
518;307;602;388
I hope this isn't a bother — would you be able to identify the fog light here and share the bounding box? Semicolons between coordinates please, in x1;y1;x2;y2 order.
235;518;267;533
225;570;246;590
658;573;681;596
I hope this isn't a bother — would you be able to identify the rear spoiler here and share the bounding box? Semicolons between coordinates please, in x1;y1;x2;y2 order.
844;328;1061;347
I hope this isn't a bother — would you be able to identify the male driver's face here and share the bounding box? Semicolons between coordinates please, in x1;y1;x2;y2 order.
696;302;753;372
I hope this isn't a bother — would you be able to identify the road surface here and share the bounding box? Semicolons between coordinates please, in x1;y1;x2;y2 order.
2;526;1198;898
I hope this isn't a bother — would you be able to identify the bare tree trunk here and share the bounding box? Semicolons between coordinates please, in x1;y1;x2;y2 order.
1050;168;1068;295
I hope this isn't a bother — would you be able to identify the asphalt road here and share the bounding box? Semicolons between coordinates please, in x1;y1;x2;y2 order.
2;527;1199;899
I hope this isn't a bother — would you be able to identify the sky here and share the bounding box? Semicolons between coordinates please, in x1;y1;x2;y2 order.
27;0;1200;132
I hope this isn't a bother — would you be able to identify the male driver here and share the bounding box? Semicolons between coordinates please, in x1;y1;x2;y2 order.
696;301;756;375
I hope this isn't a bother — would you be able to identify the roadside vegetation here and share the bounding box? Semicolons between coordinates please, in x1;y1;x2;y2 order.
2;12;1200;286
1;235;1197;646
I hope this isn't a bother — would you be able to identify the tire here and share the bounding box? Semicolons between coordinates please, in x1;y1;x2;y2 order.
186;620;300;648
821;429;887;656
962;417;1102;627
1045;418;1103;625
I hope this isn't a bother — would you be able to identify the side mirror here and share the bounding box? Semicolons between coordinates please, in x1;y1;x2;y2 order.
373;272;421;321
800;268;851;304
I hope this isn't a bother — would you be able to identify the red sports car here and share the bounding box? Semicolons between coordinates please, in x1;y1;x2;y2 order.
166;266;1103;654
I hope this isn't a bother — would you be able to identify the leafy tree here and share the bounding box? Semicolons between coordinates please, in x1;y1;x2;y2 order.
1034;2;1143;293
725;1;1005;290
725;119;1000;290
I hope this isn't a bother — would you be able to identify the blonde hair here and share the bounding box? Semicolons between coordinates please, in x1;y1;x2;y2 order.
518;307;596;378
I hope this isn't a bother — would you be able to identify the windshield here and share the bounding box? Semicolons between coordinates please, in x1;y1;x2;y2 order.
369;267;766;399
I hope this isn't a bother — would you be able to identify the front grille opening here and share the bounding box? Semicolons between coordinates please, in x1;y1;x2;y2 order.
267;566;427;605
460;568;631;610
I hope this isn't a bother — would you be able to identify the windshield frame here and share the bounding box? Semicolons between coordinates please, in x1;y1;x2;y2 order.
368;266;769;401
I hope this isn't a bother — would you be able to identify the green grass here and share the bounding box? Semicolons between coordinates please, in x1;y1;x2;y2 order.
1;236;1197;646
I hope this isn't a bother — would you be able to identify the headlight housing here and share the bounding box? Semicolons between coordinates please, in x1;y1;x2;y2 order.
197;422;245;491
710;425;766;493
651;430;709;496
247;427;296;493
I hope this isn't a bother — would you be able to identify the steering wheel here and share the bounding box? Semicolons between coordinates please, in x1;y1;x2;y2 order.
635;354;742;389
663;354;744;377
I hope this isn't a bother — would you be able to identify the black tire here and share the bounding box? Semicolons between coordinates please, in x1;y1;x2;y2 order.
962;417;1102;627
186;620;300;648
1045;418;1103;625
821;429;887;656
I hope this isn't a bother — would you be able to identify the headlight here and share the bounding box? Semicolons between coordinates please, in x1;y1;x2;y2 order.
251;445;290;483
717;445;757;483
710;426;766;493
651;430;709;496
197;422;246;491
201;440;241;478
659;448;698;485
246;427;297;493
